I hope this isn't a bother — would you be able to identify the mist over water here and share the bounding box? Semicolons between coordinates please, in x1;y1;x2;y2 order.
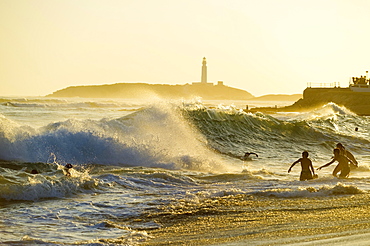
1;97;370;245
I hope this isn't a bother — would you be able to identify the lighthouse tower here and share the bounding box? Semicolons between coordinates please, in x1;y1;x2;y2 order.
201;57;207;84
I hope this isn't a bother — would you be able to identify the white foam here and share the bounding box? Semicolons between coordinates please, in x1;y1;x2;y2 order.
253;182;365;198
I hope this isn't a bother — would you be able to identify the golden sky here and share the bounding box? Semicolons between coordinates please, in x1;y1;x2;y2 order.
1;0;370;97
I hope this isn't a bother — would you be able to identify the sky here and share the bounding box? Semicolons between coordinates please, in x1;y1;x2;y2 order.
1;0;370;97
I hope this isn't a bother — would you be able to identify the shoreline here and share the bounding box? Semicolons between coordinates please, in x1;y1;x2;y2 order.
142;193;370;245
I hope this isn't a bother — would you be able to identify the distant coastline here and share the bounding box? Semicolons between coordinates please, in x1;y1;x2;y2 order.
46;82;256;100
46;57;303;102
249;94;302;102
46;82;305;103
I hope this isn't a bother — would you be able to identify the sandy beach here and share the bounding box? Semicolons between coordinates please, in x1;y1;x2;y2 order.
142;193;370;245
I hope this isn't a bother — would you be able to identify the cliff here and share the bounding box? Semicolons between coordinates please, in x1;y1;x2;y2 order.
251;87;370;115
46;83;254;100
286;88;370;115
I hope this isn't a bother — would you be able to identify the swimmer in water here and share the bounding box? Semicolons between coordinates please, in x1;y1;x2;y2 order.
288;151;316;181
31;169;39;174
335;143;358;172
64;163;73;176
242;152;258;161
318;148;356;178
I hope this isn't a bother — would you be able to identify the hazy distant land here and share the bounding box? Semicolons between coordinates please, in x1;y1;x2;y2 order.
47;82;303;101
249;94;302;101
47;82;256;100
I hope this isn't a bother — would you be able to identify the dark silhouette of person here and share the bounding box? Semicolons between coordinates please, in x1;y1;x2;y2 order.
31;169;39;174
65;163;73;176
242;152;258;161
288;151;316;181
317;148;356;178
334;143;358;176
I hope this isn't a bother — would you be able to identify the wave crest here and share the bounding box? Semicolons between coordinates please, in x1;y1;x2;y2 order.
253;183;365;198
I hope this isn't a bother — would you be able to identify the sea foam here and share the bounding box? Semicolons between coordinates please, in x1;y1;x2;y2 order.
253;182;365;198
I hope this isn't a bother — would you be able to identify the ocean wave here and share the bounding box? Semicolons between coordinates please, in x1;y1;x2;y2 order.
303;102;357;118
197;172;261;182
0;163;101;201
252;183;365;198
0;100;369;174
0;97;147;109
0;103;234;172
355;165;370;172
96;169;199;191
182;105;330;157
182;102;370;163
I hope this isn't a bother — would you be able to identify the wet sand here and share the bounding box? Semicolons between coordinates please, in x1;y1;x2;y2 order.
142;194;370;245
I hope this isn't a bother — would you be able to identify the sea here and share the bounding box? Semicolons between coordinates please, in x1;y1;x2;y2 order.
1;97;370;245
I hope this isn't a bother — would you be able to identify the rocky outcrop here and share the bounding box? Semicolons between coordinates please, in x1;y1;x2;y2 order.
248;87;370;115
287;88;370;115
285;88;370;115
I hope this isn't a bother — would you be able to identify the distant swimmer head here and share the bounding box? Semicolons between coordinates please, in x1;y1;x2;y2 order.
31;169;39;174
65;163;73;169
243;152;258;159
302;151;309;158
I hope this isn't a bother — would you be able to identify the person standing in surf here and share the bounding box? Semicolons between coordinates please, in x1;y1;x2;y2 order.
288;151;316;181
335;143;358;171
317;148;356;178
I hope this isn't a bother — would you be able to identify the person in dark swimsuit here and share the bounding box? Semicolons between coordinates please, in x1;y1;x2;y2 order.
288;151;316;181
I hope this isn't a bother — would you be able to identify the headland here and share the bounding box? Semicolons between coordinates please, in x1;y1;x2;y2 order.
46;82;254;100
285;87;370;115
47;57;256;100
45;57;302;102
250;73;370;116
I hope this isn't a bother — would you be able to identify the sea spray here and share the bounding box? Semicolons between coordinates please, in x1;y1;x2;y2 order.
0;102;237;172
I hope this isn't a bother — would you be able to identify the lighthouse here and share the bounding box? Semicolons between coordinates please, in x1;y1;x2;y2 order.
192;57;219;86
201;57;207;84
